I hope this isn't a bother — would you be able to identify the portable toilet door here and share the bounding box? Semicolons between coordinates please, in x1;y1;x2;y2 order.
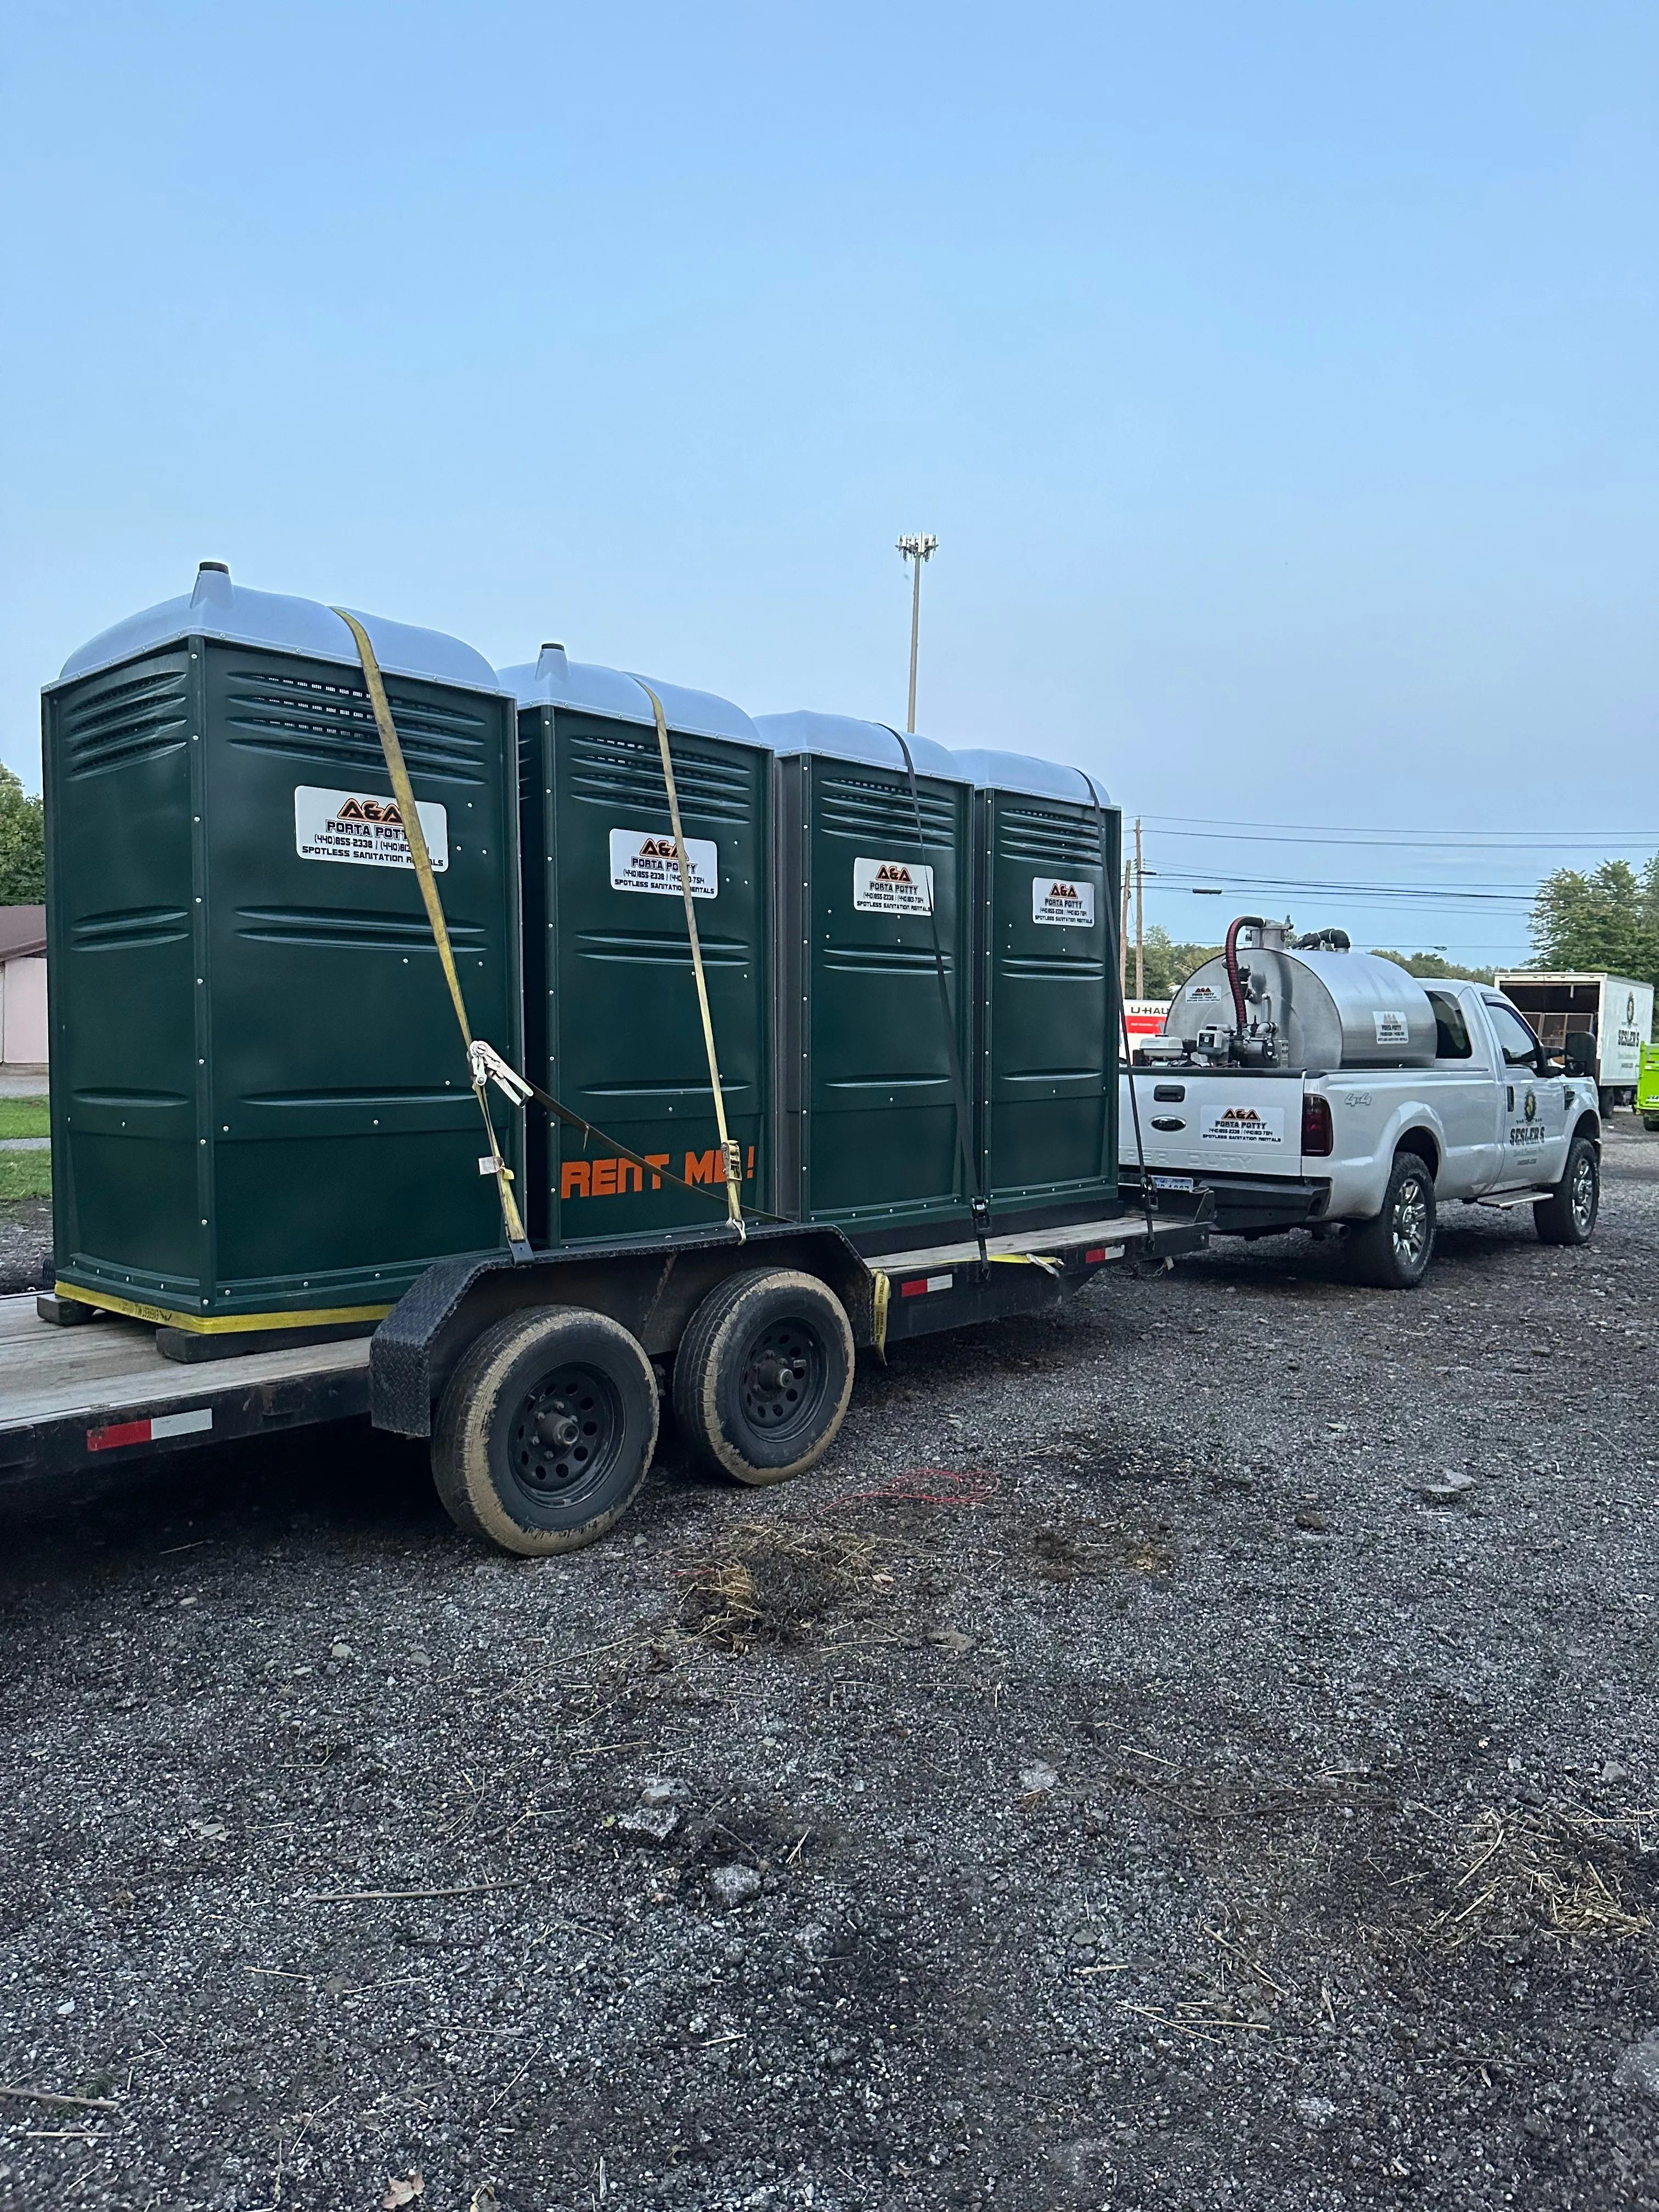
43;563;522;1338
953;750;1119;1224
500;647;774;1245
755;713;974;1247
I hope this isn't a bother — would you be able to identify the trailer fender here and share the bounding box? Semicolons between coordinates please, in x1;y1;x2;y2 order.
370;1224;873;1438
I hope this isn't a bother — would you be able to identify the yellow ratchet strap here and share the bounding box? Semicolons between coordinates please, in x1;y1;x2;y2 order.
639;683;746;1240
332;608;532;1262
871;1269;890;1362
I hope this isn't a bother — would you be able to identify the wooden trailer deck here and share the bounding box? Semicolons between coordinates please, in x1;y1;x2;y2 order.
0;1294;371;1485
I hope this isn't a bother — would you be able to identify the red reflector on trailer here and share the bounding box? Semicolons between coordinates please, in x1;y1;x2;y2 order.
1085;1246;1108;1263
900;1273;952;1298
87;1418;150;1452
87;1407;213;1453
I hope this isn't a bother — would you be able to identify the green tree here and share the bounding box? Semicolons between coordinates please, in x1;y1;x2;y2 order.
1137;926;1221;998
0;766;44;904
1369;949;1495;984
1528;856;1659;987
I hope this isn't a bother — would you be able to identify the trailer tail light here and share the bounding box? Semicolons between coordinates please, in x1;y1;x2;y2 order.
1301;1093;1334;1157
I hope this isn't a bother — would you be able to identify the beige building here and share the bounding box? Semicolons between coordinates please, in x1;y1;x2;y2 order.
0;905;47;1068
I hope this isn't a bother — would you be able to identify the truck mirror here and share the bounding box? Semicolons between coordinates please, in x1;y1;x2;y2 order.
1564;1032;1596;1075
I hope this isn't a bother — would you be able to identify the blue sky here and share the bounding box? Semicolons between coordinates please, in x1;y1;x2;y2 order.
3;2;1654;963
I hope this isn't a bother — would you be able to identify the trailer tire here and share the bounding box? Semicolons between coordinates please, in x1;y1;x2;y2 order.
1346;1152;1436;1289
1643;1116;1659;1134
431;1305;658;1556
673;1269;854;1487
1534;1134;1599;1247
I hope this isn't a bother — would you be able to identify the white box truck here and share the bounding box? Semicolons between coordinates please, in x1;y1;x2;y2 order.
1489;971;1654;1108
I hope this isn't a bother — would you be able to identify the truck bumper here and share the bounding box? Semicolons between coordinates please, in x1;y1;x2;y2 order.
1120;1167;1330;1237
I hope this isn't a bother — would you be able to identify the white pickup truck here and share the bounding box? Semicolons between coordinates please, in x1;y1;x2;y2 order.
1120;925;1602;1287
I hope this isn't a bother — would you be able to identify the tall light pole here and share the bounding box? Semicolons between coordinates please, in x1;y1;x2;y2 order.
896;534;938;733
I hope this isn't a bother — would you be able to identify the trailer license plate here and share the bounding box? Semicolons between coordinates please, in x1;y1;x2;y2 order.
1150;1173;1195;1192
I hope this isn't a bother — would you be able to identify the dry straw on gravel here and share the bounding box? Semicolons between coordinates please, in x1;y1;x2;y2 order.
1426;1806;1654;1950
677;1522;904;1653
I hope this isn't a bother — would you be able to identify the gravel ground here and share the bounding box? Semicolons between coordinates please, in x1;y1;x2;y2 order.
2;1128;1658;2212
0;1198;51;1295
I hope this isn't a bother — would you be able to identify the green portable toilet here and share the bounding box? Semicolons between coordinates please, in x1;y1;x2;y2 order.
500;646;774;1245
753;712;974;1247
953;749;1119;1224
44;563;521;1340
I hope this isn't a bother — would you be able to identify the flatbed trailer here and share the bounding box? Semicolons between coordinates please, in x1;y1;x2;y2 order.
4;1204;1208;1544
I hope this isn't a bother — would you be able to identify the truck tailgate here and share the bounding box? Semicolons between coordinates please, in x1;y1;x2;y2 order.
1119;1070;1307;1180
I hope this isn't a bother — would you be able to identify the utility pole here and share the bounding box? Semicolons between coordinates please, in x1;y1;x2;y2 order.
896;535;938;733
1119;858;1131;1000
1134;817;1145;1000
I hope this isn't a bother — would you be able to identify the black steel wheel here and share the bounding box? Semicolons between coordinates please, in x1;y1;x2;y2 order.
1347;1150;1437;1289
738;1314;828;1444
673;1269;854;1486
1535;1132;1599;1248
432;1305;658;1555
506;1360;626;1512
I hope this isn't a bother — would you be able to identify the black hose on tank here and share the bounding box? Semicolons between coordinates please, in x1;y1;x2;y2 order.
1223;915;1266;1036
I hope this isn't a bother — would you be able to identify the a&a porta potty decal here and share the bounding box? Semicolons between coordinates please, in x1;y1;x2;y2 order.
1032;877;1097;926
853;857;934;915
294;787;449;871
1199;1103;1287;1149
608;829;718;898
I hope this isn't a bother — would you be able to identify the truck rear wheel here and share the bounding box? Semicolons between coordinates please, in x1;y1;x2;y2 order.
432;1305;659;1555
1347;1152;1436;1289
1534;1134;1598;1246
673;1268;854;1487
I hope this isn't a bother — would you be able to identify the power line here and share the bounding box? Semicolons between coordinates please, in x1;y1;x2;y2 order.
1139;812;1659;848
1147;825;1659;853
1150;870;1538;904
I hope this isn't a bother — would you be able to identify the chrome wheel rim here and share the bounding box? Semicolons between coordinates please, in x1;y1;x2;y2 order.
1570;1154;1596;1234
1392;1178;1430;1267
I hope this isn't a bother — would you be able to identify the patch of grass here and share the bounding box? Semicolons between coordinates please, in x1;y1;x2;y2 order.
1426;1807;1654;1949
0;1151;50;1200
678;1522;902;1653
0;1098;48;1138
